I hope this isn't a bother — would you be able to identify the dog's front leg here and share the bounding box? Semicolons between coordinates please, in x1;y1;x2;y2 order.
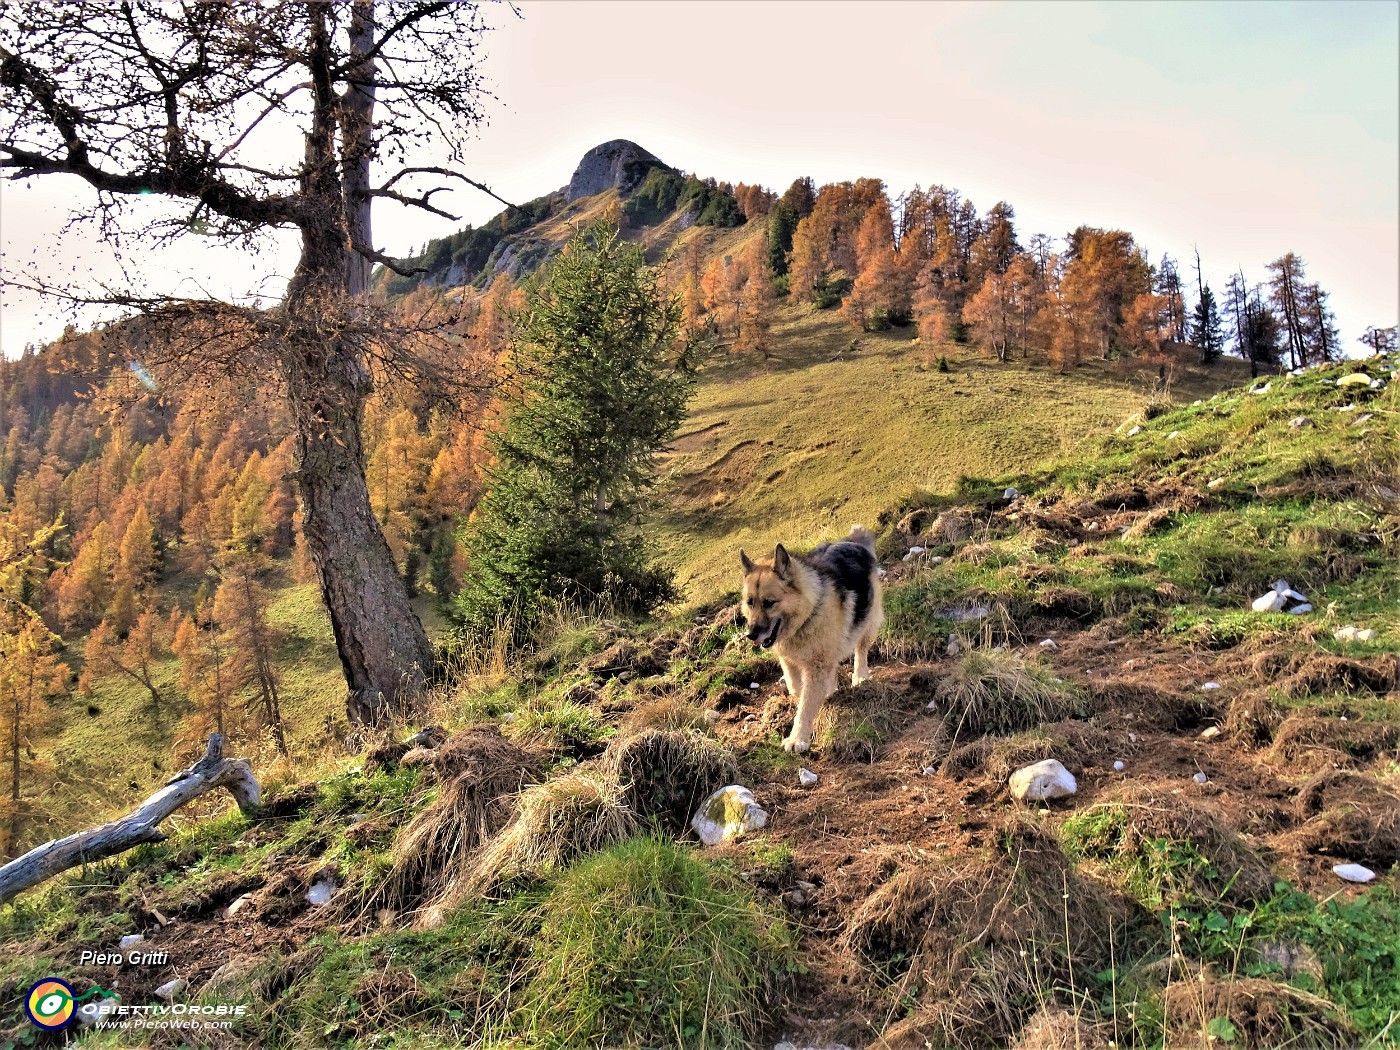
779;657;804;698
783;662;836;753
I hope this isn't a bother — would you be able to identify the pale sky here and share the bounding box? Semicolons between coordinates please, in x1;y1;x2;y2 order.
1;0;1396;355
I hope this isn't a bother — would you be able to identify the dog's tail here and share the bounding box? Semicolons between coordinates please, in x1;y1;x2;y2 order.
847;524;876;551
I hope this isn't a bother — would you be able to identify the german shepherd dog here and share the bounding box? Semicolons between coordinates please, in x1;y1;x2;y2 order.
739;526;884;753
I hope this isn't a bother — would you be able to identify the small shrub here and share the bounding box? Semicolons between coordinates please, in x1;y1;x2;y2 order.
933;649;1083;736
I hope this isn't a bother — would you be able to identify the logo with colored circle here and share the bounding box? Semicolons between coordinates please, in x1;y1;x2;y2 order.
25;977;76;1030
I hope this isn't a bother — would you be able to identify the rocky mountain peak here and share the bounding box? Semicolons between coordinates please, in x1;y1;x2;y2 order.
566;139;672;201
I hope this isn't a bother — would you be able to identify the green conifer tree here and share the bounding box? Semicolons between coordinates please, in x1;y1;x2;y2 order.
454;219;695;639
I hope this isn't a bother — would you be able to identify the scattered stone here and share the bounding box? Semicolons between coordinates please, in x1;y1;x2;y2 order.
1357;628;1377;642
691;785;769;846
798;768;819;788
1288;415;1315;428
1333;863;1376;884
1288;603;1313;615
1337;373;1372;388
1193;772;1209;784
1003;486;1020;500
1129;732;1138;743
306;875;337;907
500;711;517;723
1008;759;1077;802
1369;377;1386;389
1039;638;1058;650
1351;412;1374;427
749;682;761;690
1334;625;1358;641
1250;382;1271;394
76;997;120;1027
946;637;962;657
153;979;187;1001
1127;425;1142;436
1207;477;1226;490
1113;760;1126;772
119;934;144;950
224;894;253;919
1336;402;1357;412
1201;681;1222;691
1199;726;1222;740
908;545;925;554
1168;430;1182;439
782;888;806;906
928;555;946;565
1252;590;1287;612
1253;579;1309;614
703;709;722;725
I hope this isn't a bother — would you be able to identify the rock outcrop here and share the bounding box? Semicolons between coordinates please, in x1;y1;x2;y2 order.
567;139;671;201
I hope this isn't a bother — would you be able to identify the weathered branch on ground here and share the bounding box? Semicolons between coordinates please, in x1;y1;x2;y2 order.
0;734;260;907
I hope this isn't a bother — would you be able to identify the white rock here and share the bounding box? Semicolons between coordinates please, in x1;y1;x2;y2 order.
154;979;187;1001
1207;477;1226;490
1275;580;1307;602
1003;487;1020;500
1127;425;1142;436
1333;625;1358;641
1357;629;1377;642
224;894;254;919
500;711;516;723
1250;383;1271;394
1369;378;1385;389
1288;416;1314;428
1337;403;1357;412
907;545;925;555
928;555;946;565
749;682;761;690
119;934;145;950
1168;430;1182;439
691;785;769;846
1039;638;1057;649
1128;732;1138;743
1200;681;1222;691
1252;591;1287;613
798;768;818;787
76;997;120;1027
1337;373;1372;388
1199;726;1222;740
925;699;939;712
1288;603;1313;615
1333;863;1376;884
1193;772;1209;784
1352;413;1374;426
876;567;887;578
1193;399;1203;405
306;877;337;907
1113;760;1125;772
946;637;962;657
1008;759;1077;802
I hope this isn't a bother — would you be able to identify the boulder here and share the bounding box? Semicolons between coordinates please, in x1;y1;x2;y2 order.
691;785;769;845
566;139;672;201
1008;759;1077;802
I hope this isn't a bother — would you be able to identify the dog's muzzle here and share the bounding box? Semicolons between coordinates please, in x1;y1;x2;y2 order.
747;617;782;649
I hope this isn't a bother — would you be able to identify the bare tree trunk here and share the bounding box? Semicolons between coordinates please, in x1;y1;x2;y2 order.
0;735;259;905
285;2;433;725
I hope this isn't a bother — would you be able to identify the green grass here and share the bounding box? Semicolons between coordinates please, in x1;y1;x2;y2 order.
654;305;1248;601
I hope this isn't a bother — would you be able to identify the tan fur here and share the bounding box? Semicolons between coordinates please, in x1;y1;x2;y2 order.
739;525;884;753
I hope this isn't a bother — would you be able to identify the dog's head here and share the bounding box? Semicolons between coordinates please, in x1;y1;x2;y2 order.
739;545;807;649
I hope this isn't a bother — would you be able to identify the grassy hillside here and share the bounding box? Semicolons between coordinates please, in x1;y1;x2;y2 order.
658;303;1249;599
4;351;1394;1049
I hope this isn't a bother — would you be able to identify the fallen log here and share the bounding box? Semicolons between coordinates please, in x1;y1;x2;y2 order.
0;734;260;907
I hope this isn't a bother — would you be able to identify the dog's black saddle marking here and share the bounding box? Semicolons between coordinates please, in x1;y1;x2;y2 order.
806;540;875;627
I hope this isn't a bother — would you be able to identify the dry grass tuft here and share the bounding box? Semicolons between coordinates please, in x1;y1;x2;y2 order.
605;727;737;830
934;649;1082;738
1010;1004;1112;1049
849;816;1130;1049
463;771;638;896
619;697;709;735
1272;654;1397;698
1162;975;1355;1049
814;682;907;762
1065;784;1275;907
1224;691;1283;745
1287;769;1400;866
1268;716;1400;764
359;726;537;917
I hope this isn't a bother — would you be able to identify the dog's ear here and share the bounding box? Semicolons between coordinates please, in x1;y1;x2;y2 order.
740;548;755;574
773;544;791;580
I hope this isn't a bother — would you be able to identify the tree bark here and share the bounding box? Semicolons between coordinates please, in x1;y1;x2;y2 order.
0;734;259;906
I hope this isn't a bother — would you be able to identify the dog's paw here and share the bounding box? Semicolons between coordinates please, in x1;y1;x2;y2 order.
781;735;811;754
